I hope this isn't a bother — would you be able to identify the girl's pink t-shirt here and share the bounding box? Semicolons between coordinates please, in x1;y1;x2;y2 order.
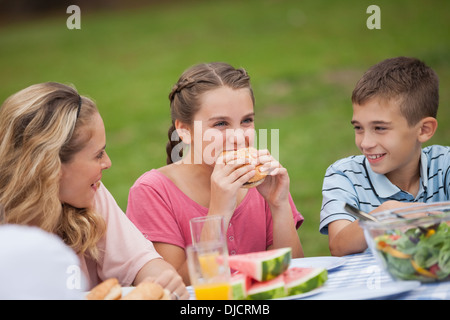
79;183;162;289
126;169;303;255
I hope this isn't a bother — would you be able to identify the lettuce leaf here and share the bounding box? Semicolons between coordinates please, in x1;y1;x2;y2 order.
375;222;450;281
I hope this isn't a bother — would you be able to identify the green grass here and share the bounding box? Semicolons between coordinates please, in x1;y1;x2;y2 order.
0;0;449;257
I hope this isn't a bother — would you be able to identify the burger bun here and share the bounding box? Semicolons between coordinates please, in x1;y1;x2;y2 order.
222;147;268;188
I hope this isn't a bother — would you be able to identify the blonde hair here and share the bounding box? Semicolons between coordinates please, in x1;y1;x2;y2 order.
0;82;106;260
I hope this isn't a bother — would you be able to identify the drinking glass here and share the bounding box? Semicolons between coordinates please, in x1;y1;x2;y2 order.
186;241;231;300
190;215;226;245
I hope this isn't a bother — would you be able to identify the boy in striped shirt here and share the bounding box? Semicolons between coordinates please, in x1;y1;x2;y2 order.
319;57;450;256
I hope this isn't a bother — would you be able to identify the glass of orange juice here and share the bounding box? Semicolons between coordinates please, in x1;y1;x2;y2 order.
186;241;231;300
190;215;227;245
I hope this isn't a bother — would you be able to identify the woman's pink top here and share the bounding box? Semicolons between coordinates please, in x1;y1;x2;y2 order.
79;183;162;289
126;169;303;255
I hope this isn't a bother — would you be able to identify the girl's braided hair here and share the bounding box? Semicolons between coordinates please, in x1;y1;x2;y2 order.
166;62;254;164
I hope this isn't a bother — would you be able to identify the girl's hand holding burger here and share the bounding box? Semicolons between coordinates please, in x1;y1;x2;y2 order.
209;151;256;223
209;148;290;221
254;149;290;209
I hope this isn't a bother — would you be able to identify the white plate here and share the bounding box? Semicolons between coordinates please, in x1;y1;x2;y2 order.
187;285;325;301
306;281;421;300
84;287;139;299
187;257;345;300
290;256;346;271
121;287;135;295
273;286;325;300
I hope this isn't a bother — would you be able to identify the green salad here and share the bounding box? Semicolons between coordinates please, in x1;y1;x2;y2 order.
374;222;450;282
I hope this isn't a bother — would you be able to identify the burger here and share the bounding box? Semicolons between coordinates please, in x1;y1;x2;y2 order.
222;147;268;188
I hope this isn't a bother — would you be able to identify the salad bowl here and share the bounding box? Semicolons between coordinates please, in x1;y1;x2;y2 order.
360;202;450;283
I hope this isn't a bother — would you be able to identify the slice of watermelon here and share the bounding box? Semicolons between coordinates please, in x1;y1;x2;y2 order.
283;267;328;296
227;248;292;281
230;273;251;300
246;275;286;300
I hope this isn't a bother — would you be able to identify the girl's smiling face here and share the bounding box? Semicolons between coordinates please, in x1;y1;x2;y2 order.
185;86;255;165
59;112;111;208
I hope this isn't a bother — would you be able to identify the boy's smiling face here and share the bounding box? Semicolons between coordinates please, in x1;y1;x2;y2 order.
351;97;423;183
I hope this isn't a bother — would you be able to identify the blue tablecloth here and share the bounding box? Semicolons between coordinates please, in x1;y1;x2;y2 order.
306;250;450;300
187;250;450;300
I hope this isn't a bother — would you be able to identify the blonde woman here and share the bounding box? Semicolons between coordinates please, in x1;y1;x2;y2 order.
0;82;188;299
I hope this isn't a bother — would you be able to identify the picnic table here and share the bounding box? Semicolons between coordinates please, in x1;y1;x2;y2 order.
187;250;450;300
303;250;449;300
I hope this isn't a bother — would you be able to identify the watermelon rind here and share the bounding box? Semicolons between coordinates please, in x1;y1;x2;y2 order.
231;284;246;300
261;248;292;281
284;267;328;296
227;247;292;282
246;275;286;300
230;273;249;300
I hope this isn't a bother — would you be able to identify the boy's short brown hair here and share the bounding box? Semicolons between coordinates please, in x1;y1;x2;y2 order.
352;57;439;126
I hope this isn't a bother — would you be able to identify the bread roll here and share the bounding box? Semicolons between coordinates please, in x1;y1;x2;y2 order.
160;289;171;300
121;282;165;300
86;278;121;300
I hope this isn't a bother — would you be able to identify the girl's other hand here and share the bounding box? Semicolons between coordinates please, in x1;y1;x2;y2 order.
255;150;290;208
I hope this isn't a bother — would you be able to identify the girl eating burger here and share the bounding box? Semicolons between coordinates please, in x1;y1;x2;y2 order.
127;62;304;284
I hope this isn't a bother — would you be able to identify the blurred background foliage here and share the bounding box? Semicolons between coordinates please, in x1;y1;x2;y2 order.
0;0;449;256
